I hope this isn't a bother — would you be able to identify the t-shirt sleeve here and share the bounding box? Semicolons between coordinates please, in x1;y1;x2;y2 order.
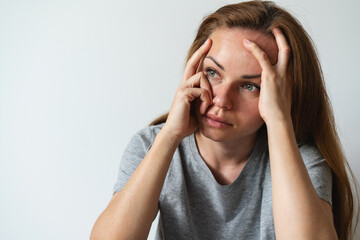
112;126;157;195
299;144;333;207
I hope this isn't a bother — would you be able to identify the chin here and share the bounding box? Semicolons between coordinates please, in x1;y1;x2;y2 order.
197;124;236;142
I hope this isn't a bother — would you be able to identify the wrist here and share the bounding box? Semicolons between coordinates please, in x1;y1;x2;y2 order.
264;113;292;129
265;116;294;135
157;125;183;148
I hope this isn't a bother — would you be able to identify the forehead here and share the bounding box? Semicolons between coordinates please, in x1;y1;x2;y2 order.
207;28;278;65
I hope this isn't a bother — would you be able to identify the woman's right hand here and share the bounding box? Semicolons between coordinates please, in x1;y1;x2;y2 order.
91;43;214;238
163;39;213;141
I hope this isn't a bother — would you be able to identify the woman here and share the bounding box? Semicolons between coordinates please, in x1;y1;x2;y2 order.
91;1;358;239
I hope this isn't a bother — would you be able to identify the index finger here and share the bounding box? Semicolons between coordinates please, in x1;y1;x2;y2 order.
183;39;212;81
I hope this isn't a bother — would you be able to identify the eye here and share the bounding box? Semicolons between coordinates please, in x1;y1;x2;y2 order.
205;68;220;79
242;83;260;92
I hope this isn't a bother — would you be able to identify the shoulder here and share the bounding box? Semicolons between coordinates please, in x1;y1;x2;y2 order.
129;123;165;149
118;123;166;177
297;142;326;167
121;123;165;164
298;142;322;158
298;141;333;206
297;142;332;176
297;141;332;184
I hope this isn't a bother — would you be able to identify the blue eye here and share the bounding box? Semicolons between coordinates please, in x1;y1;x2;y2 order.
205;68;219;79
243;83;260;91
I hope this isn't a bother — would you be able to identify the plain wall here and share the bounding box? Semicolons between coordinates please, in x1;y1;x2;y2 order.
0;0;359;239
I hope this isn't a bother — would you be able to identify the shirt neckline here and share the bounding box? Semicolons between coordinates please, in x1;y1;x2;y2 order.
188;132;267;191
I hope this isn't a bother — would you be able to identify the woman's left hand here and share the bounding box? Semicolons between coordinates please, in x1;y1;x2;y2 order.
243;28;292;126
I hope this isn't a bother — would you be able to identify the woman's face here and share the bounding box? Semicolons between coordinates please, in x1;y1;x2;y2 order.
195;27;278;143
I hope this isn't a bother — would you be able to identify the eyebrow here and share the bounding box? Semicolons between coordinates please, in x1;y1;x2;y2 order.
205;56;261;79
205;56;225;71
241;74;261;79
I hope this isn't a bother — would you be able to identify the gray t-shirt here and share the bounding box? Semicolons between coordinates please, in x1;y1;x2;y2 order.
113;123;332;240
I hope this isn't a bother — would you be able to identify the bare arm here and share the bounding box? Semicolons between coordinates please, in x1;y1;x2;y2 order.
90;39;213;240
267;120;337;239
90;129;180;240
244;28;337;239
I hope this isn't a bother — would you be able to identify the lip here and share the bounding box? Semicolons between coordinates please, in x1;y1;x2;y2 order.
203;113;233;128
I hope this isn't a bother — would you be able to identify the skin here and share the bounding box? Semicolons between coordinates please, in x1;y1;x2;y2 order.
243;28;337;239
90;27;338;240
194;28;279;184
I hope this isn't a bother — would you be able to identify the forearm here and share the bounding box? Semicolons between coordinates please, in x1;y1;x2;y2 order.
91;37;213;239
267;119;337;239
91;128;180;240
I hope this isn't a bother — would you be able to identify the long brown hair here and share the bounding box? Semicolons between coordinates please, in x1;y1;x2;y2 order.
150;1;359;239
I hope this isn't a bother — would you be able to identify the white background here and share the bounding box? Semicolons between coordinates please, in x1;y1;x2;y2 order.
0;0;359;239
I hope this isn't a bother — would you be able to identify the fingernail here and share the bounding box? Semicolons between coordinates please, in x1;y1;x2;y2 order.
244;38;251;44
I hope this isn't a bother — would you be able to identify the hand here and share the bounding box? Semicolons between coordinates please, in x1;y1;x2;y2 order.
163;39;213;140
243;28;292;126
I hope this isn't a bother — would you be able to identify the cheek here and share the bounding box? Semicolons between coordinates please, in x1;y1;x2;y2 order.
246;107;261;121
236;98;260;115
241;100;264;126
236;98;263;124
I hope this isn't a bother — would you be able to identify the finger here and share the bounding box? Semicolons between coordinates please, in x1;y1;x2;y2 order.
183;88;211;114
243;39;273;73
183;39;212;81
183;72;213;101
272;28;291;72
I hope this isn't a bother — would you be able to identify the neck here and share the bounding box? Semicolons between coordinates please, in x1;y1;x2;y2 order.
194;130;258;168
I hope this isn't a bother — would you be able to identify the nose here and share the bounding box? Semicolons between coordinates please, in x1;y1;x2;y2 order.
212;84;233;109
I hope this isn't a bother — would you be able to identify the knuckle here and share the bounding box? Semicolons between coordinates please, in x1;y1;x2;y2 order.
176;85;187;94
175;89;183;98
283;47;291;55
260;52;268;61
263;71;276;80
199;93;207;101
198;71;205;78
194;71;203;79
180;89;192;100
201;88;210;99
268;72;277;79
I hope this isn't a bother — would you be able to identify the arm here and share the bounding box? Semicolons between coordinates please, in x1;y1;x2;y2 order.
267;119;337;239
244;28;337;239
90;129;180;240
90;39;213;240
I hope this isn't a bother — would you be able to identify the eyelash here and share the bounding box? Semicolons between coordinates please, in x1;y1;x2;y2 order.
205;68;219;79
204;68;260;92
242;83;260;91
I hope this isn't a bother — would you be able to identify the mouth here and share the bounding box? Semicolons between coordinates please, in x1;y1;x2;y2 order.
203;113;233;128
